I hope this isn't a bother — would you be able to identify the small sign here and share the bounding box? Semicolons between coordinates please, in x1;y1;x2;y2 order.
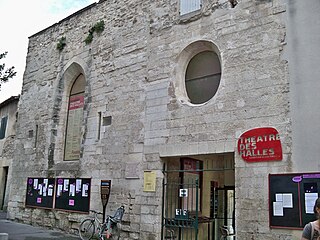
238;127;282;162
143;171;156;192
175;209;189;219
179;189;188;197
101;180;111;206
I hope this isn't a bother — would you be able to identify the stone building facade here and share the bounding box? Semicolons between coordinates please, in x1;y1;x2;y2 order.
0;96;19;210
7;0;320;239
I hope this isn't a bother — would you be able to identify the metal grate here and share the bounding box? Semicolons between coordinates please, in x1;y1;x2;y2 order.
162;177;200;240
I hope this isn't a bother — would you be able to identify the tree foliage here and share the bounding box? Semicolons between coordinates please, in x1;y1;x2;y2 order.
0;52;17;90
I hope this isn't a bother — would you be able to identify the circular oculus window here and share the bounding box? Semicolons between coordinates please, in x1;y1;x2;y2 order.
185;51;221;104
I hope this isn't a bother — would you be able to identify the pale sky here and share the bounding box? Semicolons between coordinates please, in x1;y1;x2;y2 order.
0;0;97;103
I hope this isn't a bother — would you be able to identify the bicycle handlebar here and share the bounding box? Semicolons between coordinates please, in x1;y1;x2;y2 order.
90;210;103;215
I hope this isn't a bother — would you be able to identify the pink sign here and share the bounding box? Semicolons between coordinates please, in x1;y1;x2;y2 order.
238;127;282;162
69;199;75;206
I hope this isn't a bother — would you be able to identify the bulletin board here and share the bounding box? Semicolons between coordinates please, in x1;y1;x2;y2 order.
25;177;55;209
269;172;320;229
54;178;91;213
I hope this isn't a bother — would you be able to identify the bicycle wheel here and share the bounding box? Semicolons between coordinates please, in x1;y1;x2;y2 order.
79;218;95;240
109;224;120;240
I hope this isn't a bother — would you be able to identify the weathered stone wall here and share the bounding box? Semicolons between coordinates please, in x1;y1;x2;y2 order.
0;96;19;210
8;0;295;239
145;1;291;239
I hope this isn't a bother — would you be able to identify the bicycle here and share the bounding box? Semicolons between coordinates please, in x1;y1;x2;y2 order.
79;206;125;240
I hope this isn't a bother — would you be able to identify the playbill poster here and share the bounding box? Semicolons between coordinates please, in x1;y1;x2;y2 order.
64;95;84;160
144;171;156;192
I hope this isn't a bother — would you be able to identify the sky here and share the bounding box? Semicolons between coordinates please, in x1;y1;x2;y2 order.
0;0;97;103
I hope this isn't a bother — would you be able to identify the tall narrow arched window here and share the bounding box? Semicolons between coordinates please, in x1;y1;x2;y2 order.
64;74;85;161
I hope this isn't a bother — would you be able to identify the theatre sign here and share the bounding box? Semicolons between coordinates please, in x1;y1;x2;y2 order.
237;127;283;162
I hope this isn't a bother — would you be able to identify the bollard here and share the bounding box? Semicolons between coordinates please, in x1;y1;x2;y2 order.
0;233;8;240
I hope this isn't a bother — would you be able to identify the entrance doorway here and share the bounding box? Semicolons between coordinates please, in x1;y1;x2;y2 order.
0;166;8;210
161;153;235;240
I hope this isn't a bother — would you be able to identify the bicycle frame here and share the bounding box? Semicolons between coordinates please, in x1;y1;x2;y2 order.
92;212;105;237
79;210;105;240
80;206;124;240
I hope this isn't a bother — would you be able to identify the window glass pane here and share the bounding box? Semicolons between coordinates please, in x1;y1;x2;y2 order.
185;51;221;104
71;74;85;95
180;0;201;15
0;116;8;139
64;74;85;161
64;94;84;160
186;74;221;104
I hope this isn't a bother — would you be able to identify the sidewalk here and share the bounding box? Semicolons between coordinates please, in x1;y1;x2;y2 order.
0;211;80;240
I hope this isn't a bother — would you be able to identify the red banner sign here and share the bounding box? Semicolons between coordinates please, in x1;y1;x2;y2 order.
237;127;282;162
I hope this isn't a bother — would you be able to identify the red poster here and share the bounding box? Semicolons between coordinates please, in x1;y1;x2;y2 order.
182;158;201;174
237;127;282;162
69;95;84;110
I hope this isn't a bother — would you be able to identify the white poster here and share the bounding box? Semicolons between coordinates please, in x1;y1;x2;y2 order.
63;179;69;192
43;179;48;189
69;184;75;197
82;184;89;197
57;184;63;196
273;201;284;216
305;193;318;214
276;193;283;202
48;185;53;196
38;184;43;195
33;179;38;189
282;193;293;208
76;179;82;192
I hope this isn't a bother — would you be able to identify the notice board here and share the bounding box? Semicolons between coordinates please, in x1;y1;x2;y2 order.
54;178;91;213
25;177;55;209
269;172;320;229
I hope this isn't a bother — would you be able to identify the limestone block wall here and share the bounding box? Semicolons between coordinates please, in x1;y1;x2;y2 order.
8;0;294;239
0;96;19;210
145;0;292;239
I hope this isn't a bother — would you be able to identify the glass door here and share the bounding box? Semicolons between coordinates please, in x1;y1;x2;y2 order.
213;187;235;239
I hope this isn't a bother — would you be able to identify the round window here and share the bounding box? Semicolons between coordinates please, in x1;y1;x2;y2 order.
185;51;221;104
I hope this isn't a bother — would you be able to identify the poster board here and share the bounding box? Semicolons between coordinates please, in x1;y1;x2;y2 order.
269;172;320;229
25;177;55;209
54;178;91;213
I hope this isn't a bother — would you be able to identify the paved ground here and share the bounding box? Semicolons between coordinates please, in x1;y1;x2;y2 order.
0;211;80;240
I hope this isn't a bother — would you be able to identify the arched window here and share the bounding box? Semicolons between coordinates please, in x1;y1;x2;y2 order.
185;51;221;104
64;74;85;161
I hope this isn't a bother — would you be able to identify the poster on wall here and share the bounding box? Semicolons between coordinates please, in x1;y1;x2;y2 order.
54;178;91;213
238;127;283;162
143;171;156;192
25;177;55;209
182;158;201;174
64;94;84;160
